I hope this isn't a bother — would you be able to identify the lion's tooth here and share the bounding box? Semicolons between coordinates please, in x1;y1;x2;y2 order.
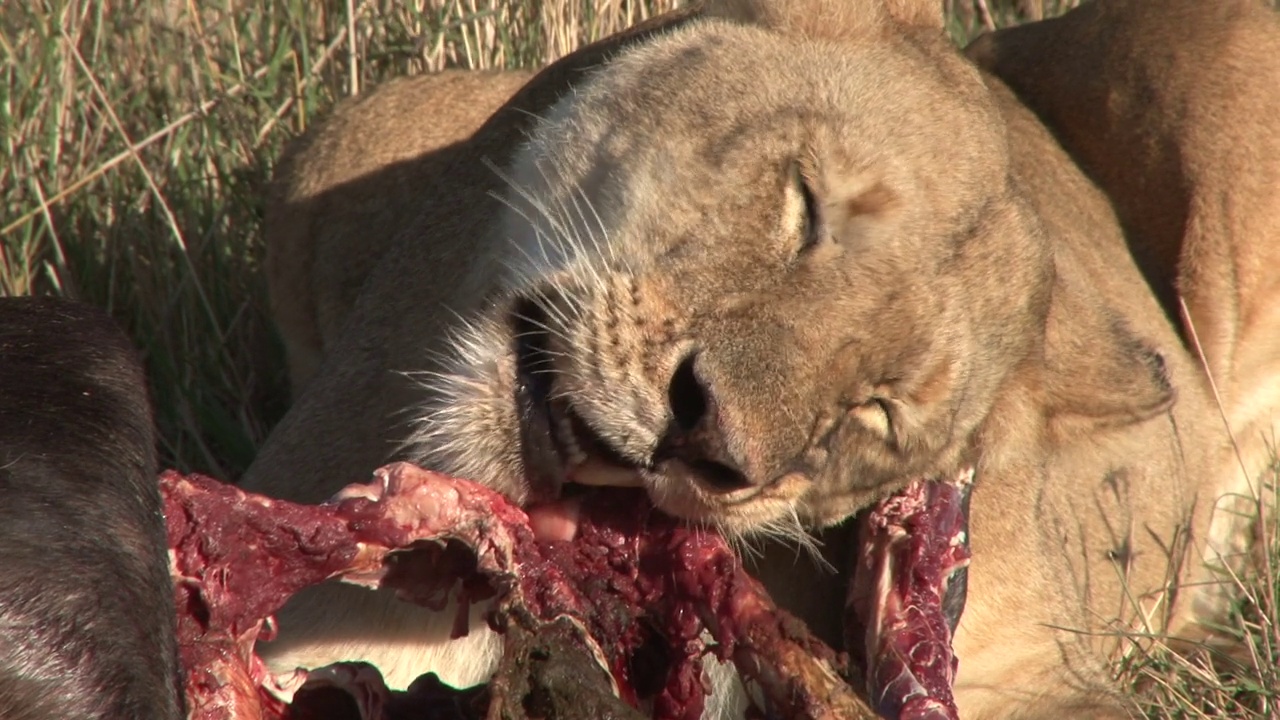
556;411;588;466
571;459;644;487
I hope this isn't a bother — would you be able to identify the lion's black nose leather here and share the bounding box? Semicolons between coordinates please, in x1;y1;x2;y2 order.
652;353;752;491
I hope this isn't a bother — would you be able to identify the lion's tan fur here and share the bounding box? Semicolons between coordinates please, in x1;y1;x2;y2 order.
968;5;1280;628
245;1;1280;717
267;69;534;397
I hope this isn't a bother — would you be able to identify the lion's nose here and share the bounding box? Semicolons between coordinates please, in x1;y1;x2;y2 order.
652;353;753;492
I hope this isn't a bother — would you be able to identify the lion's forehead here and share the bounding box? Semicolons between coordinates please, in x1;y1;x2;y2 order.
538;19;993;147
494;15;1014;289
514;23;1006;208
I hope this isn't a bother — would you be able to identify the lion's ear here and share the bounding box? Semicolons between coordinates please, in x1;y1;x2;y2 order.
704;0;942;39
1040;272;1175;438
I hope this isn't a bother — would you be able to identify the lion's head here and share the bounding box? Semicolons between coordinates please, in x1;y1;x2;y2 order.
408;1;1054;536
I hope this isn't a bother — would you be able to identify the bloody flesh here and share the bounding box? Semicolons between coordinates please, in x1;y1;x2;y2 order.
847;469;974;720
162;463;969;720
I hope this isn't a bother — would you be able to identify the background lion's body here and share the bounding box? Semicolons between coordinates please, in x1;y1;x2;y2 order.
969;0;1280;667
247;1;1280;717
267;69;534;398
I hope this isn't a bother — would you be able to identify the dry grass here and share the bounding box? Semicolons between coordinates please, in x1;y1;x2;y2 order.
1110;452;1280;718
1;0;1276;716
1;0;682;477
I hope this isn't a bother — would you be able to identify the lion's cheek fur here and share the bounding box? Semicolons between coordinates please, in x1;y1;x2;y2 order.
729;299;988;514
407;313;534;502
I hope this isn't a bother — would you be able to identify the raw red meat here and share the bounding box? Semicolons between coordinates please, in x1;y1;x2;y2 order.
162;463;878;720
163;462;971;720
847;470;974;720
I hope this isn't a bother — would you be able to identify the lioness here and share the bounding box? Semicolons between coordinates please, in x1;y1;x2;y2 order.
245;0;1280;717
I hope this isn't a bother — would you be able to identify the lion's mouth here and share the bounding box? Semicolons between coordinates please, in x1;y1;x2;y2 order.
513;300;757;508
512;300;646;501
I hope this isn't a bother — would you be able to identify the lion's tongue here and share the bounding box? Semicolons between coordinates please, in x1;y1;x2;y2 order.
526;497;581;542
847;469;974;720
527;460;646;542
